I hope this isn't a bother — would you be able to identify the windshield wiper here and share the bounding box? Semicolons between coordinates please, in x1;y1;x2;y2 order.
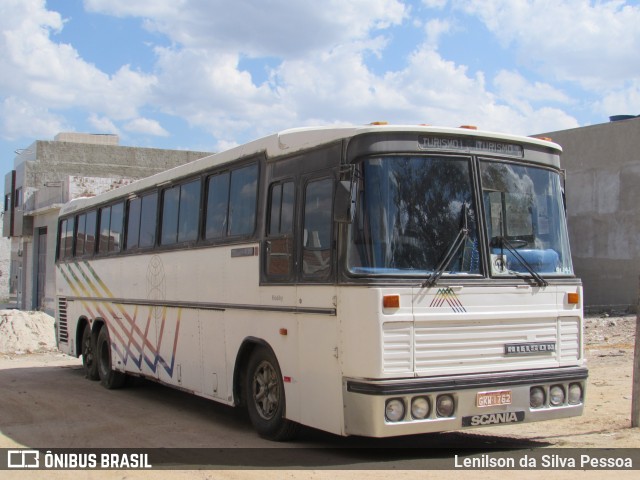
423;204;469;288
495;236;548;287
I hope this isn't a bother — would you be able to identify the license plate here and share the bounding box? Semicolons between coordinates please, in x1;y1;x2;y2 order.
476;390;512;408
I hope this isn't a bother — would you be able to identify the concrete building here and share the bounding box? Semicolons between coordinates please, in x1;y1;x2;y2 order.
541;116;640;312
2;133;211;314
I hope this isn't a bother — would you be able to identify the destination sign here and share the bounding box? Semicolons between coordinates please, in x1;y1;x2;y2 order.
418;136;524;157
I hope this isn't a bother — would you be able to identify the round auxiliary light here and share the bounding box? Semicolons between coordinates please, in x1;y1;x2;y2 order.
411;397;431;420
568;383;583;405
549;385;565;407
436;394;455;417
385;398;405;422
530;386;546;408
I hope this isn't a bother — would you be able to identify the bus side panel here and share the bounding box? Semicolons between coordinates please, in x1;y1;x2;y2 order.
296;285;343;436
200;310;228;401
155;307;203;394
224;308;301;417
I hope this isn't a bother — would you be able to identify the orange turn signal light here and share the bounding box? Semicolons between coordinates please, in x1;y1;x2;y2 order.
459;125;478;130
383;294;400;309
567;293;580;305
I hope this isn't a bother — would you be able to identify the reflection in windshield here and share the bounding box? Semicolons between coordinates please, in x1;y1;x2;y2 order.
481;161;573;276
347;156;480;276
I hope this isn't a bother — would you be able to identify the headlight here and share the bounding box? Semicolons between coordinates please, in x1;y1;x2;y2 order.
549;385;565;406
530;386;546;408
568;383;583;405
436;394;455;417
411;397;430;420
385;398;405;422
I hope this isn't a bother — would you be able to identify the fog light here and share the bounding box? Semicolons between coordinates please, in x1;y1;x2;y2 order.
385;398;405;422
549;385;565;406
411;397;430;420
530;386;545;408
568;383;583;405
436;394;455;417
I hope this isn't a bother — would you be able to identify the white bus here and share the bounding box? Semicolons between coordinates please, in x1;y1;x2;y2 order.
55;124;586;440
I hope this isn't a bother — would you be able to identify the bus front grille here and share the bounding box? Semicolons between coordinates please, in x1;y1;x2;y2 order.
382;317;581;376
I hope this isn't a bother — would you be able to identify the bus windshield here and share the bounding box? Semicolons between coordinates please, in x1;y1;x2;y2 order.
347;155;480;276
347;156;573;280
481;160;573;277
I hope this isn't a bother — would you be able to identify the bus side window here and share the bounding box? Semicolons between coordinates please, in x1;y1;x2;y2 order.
59;218;74;261
84;210;97;255
98;203;124;254
76;213;86;257
126;197;142;250
228;164;258;237
266;181;294;277
204;172;230;239
302;178;333;279
139;193;158;248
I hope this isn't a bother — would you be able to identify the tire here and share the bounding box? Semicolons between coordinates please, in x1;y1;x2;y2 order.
81;323;99;381
96;326;126;389
245;346;299;441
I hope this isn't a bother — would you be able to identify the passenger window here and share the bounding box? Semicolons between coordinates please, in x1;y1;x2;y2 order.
204;162;258;239
161;179;201;245
76;214;86;256
229;164;258;236
139;193;157;248
205;172;230;239
99;207;111;253
269;181;294;236
266;181;295;278
84;210;97;255
59;218;75;260
302;178;333;279
98;203;124;254
109;203;124;252
126;198;141;250
178;180;201;242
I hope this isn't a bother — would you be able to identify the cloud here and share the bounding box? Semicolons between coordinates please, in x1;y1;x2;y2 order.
0;97;68;140
88;114;120;135
494;70;572;109
123;117;170;136
457;0;640;91
595;80;640;117
0;0;156;141
84;0;408;57
0;0;591;150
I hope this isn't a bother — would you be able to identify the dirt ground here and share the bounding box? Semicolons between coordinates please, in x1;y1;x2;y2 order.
0;310;638;479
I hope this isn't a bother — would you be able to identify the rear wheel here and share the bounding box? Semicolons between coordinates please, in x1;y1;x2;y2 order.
96;326;126;389
245;346;299;441
81;323;99;381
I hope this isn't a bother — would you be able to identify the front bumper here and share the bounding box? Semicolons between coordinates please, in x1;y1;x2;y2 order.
343;366;588;437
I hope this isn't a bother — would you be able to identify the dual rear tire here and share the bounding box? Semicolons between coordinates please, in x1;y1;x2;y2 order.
82;324;126;389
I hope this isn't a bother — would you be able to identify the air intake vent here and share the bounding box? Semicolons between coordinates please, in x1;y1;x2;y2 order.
57;297;69;343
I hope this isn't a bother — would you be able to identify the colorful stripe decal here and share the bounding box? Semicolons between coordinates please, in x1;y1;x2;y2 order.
429;287;467;313
57;261;181;378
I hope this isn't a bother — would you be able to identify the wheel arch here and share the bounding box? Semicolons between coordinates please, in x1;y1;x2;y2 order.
232;337;276;408
74;316;90;358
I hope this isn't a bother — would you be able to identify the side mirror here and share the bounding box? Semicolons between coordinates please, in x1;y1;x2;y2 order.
334;180;356;223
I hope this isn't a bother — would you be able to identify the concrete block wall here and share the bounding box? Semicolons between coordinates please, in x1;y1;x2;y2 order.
542;117;640;312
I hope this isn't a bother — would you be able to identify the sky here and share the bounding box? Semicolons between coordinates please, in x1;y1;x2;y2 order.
1;0;639;174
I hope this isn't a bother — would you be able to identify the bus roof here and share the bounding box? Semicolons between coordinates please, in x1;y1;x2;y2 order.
59;124;562;216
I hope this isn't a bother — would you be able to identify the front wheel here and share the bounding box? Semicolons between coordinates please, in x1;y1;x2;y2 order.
245;346;299;441
96;326;126;389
